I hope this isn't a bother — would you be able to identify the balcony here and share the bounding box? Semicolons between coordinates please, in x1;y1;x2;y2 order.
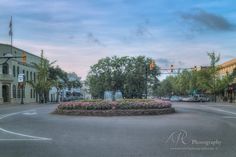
0;74;14;82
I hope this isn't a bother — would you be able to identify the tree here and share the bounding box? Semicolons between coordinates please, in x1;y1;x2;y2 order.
207;51;220;101
48;66;67;102
154;51;232;100
28;51;56;103
86;56;160;99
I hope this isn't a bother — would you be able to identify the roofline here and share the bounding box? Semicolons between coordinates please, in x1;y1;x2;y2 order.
0;43;40;59
219;58;236;68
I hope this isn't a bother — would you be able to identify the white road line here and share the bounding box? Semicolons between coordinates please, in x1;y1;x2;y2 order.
0;128;52;141
222;116;236;119
0;139;51;141
0;109;52;141
22;111;37;115
205;105;233;107
202;106;236;116
0;109;36;120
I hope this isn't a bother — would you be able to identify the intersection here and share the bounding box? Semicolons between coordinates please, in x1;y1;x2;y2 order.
0;102;236;157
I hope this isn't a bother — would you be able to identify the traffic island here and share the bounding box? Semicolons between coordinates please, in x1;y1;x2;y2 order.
53;99;175;116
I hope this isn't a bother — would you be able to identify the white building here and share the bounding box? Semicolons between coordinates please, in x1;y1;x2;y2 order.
0;43;40;104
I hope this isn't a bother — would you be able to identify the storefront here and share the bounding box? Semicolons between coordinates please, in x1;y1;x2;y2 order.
227;83;236;103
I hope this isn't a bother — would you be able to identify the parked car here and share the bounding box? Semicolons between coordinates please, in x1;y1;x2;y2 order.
170;96;182;102
195;94;209;102
161;97;170;101
182;94;209;102
182;96;196;102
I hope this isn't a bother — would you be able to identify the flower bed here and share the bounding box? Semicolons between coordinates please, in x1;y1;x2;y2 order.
54;99;175;116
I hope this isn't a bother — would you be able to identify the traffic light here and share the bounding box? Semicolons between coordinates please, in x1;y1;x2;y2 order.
22;52;27;64
149;60;155;70
170;64;174;73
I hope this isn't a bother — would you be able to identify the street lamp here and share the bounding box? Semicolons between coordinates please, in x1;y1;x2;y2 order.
18;74;25;104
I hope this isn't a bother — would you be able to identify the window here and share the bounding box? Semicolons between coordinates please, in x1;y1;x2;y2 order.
34;72;36;82
33;90;36;98
13;65;16;77
30;72;32;80
26;71;29;81
30;89;33;98
2;63;9;74
17;88;20;98
12;85;16;98
17;66;19;76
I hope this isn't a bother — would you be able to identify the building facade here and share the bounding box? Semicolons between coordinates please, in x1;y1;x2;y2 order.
218;58;236;78
218;58;236;102
0;43;40;104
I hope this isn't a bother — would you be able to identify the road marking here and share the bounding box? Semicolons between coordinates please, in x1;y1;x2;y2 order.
202;106;236;115
205;105;233;107
222;116;236;119
0;128;52;141
0;109;36;120
0;139;51;141
0;109;52;141
22;110;37;115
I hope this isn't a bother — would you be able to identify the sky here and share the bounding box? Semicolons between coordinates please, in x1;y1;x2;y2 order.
0;0;236;80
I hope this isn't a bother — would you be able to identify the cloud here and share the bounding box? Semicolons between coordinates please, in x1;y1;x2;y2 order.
156;58;171;68
156;58;186;69
121;19;153;43
86;32;105;46
68;35;75;39
180;9;235;32
135;19;152;37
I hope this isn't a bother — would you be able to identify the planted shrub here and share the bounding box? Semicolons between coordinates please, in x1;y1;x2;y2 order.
54;99;175;116
57;99;172;111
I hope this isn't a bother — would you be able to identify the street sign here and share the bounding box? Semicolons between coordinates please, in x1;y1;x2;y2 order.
18;74;25;83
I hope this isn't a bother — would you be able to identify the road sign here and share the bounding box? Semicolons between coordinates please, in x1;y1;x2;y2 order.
18;74;25;83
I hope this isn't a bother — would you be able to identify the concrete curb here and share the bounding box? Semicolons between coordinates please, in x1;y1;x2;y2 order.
53;107;175;116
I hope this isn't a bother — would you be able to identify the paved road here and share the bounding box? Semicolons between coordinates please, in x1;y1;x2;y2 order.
0;102;236;157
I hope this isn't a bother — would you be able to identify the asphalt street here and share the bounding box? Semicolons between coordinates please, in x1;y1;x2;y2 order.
0;102;236;157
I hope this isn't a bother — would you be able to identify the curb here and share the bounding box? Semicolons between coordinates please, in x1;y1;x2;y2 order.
53;107;175;116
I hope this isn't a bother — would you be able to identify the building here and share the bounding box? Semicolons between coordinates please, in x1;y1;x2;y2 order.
0;43;40;104
60;72;82;101
80;81;91;100
218;58;236;102
218;58;236;78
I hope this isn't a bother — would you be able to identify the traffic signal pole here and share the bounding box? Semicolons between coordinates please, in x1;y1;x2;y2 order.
0;53;27;65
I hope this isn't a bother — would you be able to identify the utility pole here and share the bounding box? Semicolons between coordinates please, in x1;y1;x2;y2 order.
9;16;13;54
21;85;24;104
145;64;148;99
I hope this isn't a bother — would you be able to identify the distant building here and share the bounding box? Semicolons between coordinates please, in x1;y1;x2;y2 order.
218;58;236;102
191;66;209;71
51;72;83;102
49;86;58;102
0;43;40;104
218;58;236;79
80;81;91;99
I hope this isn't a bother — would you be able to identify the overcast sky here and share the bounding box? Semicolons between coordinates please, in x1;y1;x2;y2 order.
0;0;236;80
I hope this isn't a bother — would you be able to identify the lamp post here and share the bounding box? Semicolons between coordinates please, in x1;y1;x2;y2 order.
18;74;25;104
21;83;24;104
